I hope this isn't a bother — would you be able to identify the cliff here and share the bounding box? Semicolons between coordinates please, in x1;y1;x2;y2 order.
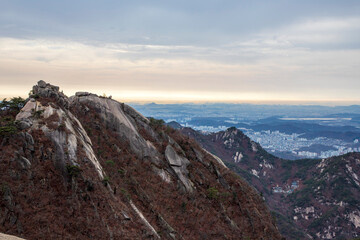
0;81;281;239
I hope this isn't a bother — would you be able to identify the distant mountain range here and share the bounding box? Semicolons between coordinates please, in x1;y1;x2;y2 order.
180;126;360;239
130;103;360;160
130;103;360;121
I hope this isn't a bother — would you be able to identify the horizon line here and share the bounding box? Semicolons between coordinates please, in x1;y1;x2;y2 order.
125;99;360;106
2;93;360;107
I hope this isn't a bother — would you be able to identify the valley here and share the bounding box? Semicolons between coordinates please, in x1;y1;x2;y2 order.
178;126;360;239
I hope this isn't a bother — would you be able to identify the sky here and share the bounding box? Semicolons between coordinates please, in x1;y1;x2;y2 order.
0;0;359;104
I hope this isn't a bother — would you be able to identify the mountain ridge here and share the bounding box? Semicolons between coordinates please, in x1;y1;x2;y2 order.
0;81;281;239
180;126;360;239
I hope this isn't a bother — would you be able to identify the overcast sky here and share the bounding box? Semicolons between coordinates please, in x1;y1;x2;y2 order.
1;0;359;103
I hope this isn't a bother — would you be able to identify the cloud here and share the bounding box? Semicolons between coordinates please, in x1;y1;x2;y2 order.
240;17;360;50
0;1;359;103
1;1;359;46
0;36;359;102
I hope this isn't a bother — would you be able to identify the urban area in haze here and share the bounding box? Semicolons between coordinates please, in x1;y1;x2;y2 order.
132;103;360;159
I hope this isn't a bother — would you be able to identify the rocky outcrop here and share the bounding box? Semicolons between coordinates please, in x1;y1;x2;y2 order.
70;93;161;165
165;145;193;192
0;81;282;239
32;80;70;109
16;83;105;179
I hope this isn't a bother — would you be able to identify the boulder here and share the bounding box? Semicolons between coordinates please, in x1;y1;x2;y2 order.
75;92;90;97
32;80;69;109
165;145;189;167
15;119;32;130
37;80;47;88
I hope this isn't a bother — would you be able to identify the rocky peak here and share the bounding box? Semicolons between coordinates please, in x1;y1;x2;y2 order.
0;81;282;239
32;80;70;109
226;126;238;134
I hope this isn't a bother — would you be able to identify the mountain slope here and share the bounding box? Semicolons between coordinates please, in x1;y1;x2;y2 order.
0;81;281;239
181;126;360;239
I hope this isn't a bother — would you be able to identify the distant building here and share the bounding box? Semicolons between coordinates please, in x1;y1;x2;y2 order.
272;185;283;193
273;181;299;194
291;181;299;189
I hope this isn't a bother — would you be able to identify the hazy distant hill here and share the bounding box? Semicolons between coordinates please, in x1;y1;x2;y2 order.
130;103;360;121
130;103;360;160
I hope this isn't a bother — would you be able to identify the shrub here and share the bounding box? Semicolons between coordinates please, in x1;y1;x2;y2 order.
0;125;17;136
207;187;219;199
33;109;44;118
164;126;174;134
2;116;13;122
106;160;115;166
118;168;126;176
0;106;19;136
102;176;110;186
0;97;26;112
86;181;94;192
149;117;165;129
97;149;104;157
66;164;81;178
181;202;187;211
29;94;40;99
219;191;231;201
120;188;130;200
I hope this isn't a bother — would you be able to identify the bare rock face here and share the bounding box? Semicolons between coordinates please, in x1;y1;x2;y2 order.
70;93;194;193
0;81;282;240
15;85;105;180
0;233;25;240
165;145;193;192
165;145;190;167
70;94;162;165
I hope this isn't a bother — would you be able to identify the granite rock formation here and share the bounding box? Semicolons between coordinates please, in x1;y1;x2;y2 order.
0;81;281;239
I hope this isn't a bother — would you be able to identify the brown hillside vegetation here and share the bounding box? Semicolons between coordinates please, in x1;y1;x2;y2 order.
181;126;360;239
0;81;282;239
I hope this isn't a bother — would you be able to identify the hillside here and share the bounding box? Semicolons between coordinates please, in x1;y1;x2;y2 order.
0;81;281;239
181;127;360;239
